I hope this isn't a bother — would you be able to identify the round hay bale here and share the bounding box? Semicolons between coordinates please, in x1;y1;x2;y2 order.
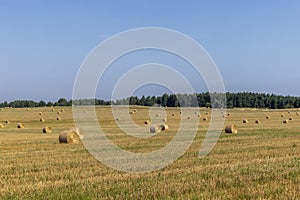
172;113;175;116
26;108;30;111
0;124;4;128
203;117;208;121
144;120;150;125
42;126;52;133
39;112;43;116
162;118;167;122
243;119;248;123
150;125;161;133
129;111;135;114
17;123;24;129
280;114;284;117
194;111;198;115
51;109;55;112
0;108;3;111
266;116;270;119
296;112;300;116
227;113;231;116
40;118;45;122
225;124;237;134
187;116;191;119
133;109;137;113
57;111;61;115
197;114;201;118
289;117;293;121
61;109;65;112
288;111;291;114
160;124;169;131
5;120;10;124
156;114;160;117
59;129;81;144
283;119;289;124
180;111;183;114
255;120;261;124
205;112;209;115
57;117;61;121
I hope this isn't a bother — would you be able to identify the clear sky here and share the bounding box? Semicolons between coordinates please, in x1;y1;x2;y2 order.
1;0;300;102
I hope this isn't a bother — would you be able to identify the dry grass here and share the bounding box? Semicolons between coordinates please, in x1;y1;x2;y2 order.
0;106;299;199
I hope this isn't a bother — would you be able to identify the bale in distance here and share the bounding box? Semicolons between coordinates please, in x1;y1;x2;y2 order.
227;113;231;116
39;112;43;116
283;119;289;124
57;112;61;115
281;114;284;117
255;120;261;124
42;126;52;133
296;112;300;116
57;117;62;121
160;124;169;131
187;116;191;119
172;113;175;116
156;114;160;117
289;117;293;121
17;123;24;129
133;109;137;113
26;108;30;111
203;117;208;121
243;119;248;123
61;109;65;112
225;124;237;134
0;124;4;128
59;128;82;144
129;111;135;115
150;125;161;133
162;118;167;122
0;108;3;111
266;116;270;119
144;120;151;125
40;118;45;122
5;120;10;124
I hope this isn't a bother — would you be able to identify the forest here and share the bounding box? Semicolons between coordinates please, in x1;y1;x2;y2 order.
1;92;300;109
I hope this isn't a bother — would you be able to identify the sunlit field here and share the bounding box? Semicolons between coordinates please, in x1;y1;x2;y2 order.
0;106;299;199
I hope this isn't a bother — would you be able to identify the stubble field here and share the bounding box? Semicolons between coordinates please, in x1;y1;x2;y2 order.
0;106;299;199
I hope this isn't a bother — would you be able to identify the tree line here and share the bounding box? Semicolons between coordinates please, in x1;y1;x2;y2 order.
1;92;300;109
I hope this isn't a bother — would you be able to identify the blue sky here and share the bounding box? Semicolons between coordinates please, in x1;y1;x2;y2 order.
0;0;300;102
